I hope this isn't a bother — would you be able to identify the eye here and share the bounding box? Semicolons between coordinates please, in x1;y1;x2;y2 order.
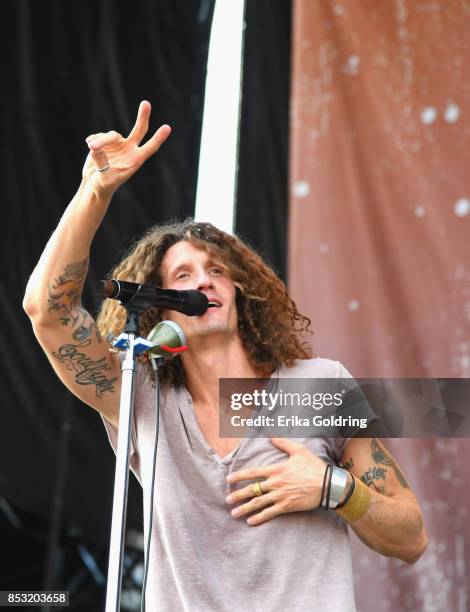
210;267;222;275
176;272;190;280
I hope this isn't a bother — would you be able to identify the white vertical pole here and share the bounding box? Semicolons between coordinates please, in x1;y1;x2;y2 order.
194;0;246;234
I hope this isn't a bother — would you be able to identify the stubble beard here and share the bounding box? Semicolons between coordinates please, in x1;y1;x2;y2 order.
192;318;231;338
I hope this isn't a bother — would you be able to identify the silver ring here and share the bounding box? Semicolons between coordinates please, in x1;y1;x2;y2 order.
96;165;110;173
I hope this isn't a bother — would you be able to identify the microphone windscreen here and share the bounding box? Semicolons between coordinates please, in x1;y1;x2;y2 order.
146;321;187;359
99;279;118;298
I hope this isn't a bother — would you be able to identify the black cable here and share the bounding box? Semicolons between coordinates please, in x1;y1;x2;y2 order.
141;360;162;612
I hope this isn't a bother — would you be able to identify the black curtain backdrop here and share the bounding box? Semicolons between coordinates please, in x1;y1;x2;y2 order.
236;0;291;281
0;0;291;602
1;0;215;542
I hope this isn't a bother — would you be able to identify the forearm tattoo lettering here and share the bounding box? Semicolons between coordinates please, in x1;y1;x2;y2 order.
49;260;113;396
371;438;410;489
52;339;118;397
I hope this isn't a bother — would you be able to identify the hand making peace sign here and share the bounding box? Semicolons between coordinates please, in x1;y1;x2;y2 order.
82;100;171;199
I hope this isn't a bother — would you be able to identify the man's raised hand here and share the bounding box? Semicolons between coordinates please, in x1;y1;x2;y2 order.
81;100;171;199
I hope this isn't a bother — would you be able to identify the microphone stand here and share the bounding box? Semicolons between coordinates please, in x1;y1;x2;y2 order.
104;301;149;612
102;283;192;611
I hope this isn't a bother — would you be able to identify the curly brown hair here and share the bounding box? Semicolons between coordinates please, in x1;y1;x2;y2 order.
96;220;312;385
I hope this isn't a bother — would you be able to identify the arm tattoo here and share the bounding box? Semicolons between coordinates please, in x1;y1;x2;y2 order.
361;466;387;487
375;485;391;496
48;258;88;325
52;338;118;398
371;438;410;489
340;457;354;470
72;317;94;341
71;310;103;344
49;262;112;396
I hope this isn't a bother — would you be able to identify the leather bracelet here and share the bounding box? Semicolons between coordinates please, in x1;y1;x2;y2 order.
319;463;331;509
324;464;334;511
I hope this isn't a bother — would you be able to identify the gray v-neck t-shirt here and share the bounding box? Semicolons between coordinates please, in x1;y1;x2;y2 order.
102;358;361;611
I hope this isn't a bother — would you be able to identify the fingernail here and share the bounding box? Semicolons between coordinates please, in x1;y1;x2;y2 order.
231;508;240;517
226;475;233;483
226;495;233;504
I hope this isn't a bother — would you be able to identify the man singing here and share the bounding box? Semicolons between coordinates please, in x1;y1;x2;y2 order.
23;101;427;611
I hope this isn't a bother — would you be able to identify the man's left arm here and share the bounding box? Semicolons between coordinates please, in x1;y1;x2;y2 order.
335;437;428;564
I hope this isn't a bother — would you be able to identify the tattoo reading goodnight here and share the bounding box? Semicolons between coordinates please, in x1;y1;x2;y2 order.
48;259;113;395
53;339;118;397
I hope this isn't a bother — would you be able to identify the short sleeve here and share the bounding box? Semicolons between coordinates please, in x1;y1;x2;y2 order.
327;361;380;463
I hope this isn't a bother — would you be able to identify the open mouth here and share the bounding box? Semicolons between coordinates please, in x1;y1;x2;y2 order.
207;300;222;309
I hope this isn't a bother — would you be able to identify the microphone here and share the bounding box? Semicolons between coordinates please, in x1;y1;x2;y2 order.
100;279;208;316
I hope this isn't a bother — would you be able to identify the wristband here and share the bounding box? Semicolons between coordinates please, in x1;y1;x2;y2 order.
334;476;372;522
328;466;350;509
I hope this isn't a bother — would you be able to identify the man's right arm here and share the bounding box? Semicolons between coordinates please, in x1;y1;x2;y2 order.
23;101;171;428
23;187;122;427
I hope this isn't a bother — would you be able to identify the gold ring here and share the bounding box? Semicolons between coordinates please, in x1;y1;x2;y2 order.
252;481;264;497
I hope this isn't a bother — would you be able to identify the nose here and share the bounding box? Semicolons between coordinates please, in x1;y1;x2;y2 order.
196;269;214;291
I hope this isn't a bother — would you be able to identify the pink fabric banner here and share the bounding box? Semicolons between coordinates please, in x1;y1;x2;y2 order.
289;1;470;609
